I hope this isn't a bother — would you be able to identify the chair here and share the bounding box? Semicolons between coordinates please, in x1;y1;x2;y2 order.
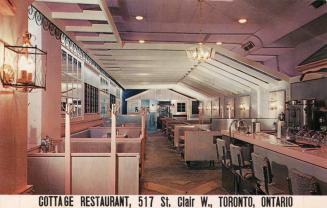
230;144;252;176
216;138;230;167
230;144;253;194
251;152;286;195
287;168;321;195
217;138;234;192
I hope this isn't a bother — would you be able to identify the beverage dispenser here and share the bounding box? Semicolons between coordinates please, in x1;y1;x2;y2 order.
285;100;301;131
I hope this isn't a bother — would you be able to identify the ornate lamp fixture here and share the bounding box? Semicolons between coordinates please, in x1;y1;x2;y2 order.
1;31;47;90
186;0;215;62
186;43;215;62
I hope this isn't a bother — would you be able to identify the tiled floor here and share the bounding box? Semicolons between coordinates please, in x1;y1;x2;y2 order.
141;131;228;194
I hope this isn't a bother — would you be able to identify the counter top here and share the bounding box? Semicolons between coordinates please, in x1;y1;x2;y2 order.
221;130;327;169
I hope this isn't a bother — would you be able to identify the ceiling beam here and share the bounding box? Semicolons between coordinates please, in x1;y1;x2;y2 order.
212;55;279;84
195;66;251;92
52;10;106;20
93;55;189;61
215;47;289;81
184;76;235;96
123;84;177;89
181;80;228;97
66;24;113;33
173;85;210;100
186;74;240;95
76;34;116;42
98;0;123;47
203;60;269;89
36;0;97;4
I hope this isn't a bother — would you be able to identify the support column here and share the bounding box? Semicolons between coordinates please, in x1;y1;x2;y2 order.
110;104;117;194
64;103;71;194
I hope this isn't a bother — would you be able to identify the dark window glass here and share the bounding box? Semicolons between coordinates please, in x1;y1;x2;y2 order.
177;103;186;113
84;83;99;113
110;94;116;109
192;101;199;114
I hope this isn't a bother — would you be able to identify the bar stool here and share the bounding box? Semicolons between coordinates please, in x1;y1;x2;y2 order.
287;168;321;195
216;138;230;167
251;152;286;195
230;144;253;194
217;138;235;193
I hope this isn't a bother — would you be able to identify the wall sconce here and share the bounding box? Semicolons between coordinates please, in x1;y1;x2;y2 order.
239;103;246;111
0;32;47;90
226;104;233;111
269;100;283;111
269;104;278;111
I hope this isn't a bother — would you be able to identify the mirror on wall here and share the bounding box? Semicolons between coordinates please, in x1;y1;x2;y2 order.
237;95;251;118
268;90;286;118
211;98;220;118
203;100;212;119
224;97;235;118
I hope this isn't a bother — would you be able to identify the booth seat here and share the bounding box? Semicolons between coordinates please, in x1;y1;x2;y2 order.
182;130;220;166
28;138;141;194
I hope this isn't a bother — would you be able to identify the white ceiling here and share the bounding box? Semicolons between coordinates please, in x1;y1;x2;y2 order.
33;0;327;99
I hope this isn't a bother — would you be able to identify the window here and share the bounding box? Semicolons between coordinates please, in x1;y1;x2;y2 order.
85;83;99;113
100;77;110;116
192;101;199;114
110;94;116;109
61;49;83;117
177;103;186;113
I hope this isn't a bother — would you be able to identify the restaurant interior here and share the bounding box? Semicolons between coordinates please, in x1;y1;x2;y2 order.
0;0;327;195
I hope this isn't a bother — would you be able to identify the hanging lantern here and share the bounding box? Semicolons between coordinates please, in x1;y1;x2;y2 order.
185;1;215;62
186;44;215;62
0;32;47;90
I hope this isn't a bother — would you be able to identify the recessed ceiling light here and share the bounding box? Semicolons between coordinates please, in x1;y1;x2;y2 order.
139;40;145;44
238;18;247;24
216;42;223;45
135;16;144;21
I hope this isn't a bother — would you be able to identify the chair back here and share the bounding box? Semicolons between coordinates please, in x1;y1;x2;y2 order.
230;144;244;167
251;153;272;182
289;169;320;195
216;138;227;163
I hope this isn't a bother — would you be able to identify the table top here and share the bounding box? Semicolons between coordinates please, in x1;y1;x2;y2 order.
222;130;327;169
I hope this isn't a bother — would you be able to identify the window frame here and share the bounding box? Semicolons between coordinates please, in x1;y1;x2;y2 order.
61;48;83;118
84;83;99;114
176;102;186;113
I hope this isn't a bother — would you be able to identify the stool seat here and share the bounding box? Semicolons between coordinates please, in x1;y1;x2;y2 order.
222;158;231;167
229;144;254;194
251;152;288;195
216;138;230;167
235;168;253;179
243;160;251;167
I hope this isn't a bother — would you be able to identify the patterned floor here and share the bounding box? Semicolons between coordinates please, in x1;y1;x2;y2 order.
141;131;228;194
